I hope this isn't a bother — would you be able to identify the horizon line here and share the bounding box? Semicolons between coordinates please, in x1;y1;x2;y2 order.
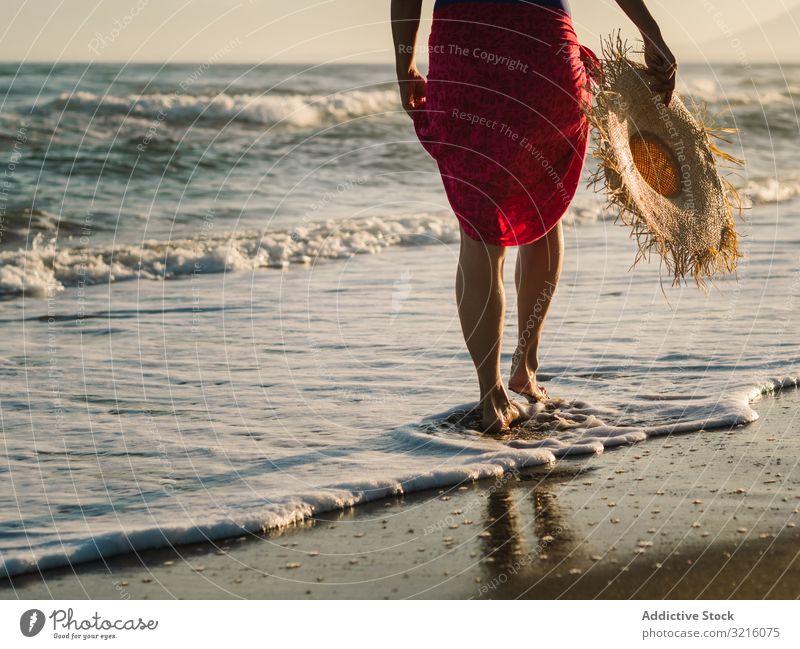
0;58;796;66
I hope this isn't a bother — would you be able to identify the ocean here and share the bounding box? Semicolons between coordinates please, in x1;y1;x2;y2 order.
0;62;798;578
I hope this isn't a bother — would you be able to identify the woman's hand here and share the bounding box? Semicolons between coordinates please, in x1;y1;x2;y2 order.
397;66;427;117
391;1;425;118
642;30;677;106
613;1;677;106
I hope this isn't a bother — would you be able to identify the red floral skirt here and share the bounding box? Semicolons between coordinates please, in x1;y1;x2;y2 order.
412;2;597;246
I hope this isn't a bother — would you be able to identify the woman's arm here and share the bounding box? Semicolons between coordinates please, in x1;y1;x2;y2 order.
391;0;426;116
614;0;677;105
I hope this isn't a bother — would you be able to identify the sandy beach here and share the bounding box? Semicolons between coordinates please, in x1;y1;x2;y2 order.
3;386;797;600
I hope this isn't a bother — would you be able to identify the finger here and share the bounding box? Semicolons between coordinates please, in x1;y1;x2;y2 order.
646;73;670;86
649;82;674;93
647;72;674;85
660;63;678;78
648;56;669;68
647;78;671;89
648;85;674;97
645;60;669;74
647;74;673;84
649;61;673;76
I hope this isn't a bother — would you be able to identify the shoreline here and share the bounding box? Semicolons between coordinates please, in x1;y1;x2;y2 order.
2;387;798;599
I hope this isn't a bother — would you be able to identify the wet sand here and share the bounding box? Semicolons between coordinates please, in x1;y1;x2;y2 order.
2;388;799;599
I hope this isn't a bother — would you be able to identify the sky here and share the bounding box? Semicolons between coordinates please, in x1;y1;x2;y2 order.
1;0;799;64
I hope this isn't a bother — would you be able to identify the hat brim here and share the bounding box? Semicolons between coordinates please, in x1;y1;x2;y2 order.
584;35;743;288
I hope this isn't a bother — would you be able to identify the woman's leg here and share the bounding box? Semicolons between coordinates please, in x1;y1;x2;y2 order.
456;230;529;433
509;221;563;400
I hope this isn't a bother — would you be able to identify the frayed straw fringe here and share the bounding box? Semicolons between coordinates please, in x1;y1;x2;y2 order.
582;34;744;290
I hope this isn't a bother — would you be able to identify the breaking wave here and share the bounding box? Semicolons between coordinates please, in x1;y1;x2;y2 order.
41;88;401;128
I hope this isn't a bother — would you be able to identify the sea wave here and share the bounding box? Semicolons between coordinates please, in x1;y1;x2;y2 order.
41;88;401;128
680;78;798;107
41;84;794;131
0;208;91;248
0;442;554;579
1;376;796;579
0;201;640;298
3;182;797;299
744;176;800;205
0;213;461;297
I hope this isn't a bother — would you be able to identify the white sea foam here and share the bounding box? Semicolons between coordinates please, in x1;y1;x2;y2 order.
0;214;460;297
0;448;552;578
6;180;799;298
2;376;797;579
48;88;401;128
744;176;800;205
678;78;795;107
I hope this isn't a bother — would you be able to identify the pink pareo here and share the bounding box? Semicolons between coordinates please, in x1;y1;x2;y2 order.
412;2;597;246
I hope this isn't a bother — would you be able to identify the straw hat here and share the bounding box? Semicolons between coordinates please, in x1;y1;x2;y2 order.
585;36;743;287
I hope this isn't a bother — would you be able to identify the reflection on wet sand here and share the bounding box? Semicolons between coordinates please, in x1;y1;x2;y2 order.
477;468;580;590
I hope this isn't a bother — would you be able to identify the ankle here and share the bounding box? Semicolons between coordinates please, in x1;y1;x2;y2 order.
511;360;537;379
480;383;510;408
525;352;540;373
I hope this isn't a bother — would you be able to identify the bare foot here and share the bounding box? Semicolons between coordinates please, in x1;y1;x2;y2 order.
481;392;533;435
508;366;549;403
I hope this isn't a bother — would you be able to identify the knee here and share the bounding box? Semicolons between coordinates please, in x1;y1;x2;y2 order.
459;230;506;266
